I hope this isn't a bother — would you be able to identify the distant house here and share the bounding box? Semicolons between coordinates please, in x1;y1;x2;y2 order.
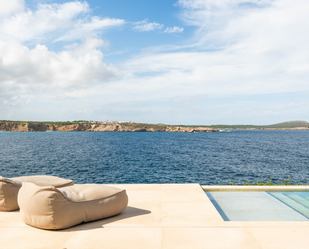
95;120;129;124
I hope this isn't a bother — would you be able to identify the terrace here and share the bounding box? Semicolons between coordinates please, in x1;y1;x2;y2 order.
1;184;309;248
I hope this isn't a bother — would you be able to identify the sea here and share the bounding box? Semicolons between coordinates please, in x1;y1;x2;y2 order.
0;130;308;185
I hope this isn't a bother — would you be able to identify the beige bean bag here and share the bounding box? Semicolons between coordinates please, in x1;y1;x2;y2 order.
0;175;73;211
18;182;128;230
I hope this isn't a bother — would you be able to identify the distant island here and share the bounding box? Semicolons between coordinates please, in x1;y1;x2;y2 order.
0;120;308;132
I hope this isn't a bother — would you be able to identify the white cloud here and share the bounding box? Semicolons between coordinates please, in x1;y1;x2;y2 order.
0;1;121;110
177;0;272;10
0;0;24;17
55;16;125;42
106;0;309;123
123;0;309;96
0;37;118;89
163;26;184;33
133;19;164;32
0;1;89;42
0;1;125;43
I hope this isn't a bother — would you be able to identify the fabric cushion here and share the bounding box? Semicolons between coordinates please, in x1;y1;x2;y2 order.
18;182;128;230
0;175;73;211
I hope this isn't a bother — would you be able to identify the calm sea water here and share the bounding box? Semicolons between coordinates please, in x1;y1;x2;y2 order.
0;130;308;185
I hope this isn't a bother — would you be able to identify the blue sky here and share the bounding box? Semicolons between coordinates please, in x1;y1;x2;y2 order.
1;0;309;125
25;0;191;63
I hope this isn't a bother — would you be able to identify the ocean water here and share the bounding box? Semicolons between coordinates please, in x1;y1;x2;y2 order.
0;130;308;185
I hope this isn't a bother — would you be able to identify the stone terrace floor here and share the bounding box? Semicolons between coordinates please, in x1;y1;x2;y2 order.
1;183;309;248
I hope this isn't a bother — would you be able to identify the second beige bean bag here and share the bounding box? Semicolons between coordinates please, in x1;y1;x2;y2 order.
18;182;128;230
0;175;73;211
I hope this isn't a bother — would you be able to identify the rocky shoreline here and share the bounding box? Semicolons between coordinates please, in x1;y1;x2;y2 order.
1;122;308;132
0;122;219;133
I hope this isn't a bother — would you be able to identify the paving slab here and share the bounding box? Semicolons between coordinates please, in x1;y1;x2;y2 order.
162;227;262;249
1;184;309;249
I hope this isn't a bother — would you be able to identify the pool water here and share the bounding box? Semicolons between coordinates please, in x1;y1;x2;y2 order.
206;191;309;221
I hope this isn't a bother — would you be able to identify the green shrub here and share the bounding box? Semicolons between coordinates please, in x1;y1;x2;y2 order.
228;176;307;186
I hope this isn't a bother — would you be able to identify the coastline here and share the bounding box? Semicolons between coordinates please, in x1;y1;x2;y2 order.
0;122;219;132
0;121;308;132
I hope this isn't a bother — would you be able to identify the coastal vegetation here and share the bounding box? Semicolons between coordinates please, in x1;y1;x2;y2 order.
0;120;91;125
227;177;308;186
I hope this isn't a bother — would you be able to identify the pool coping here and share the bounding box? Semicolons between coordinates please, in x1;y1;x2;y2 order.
202;185;309;191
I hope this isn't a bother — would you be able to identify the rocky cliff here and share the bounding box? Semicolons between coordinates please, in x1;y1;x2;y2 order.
2;121;307;132
0;122;219;133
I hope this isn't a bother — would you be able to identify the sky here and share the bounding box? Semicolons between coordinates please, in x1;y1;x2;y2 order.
0;0;309;125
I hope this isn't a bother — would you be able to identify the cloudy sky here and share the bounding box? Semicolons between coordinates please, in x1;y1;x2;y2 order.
0;0;308;125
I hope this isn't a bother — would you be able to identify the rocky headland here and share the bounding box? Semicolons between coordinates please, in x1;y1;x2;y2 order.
1;120;308;132
0;122;219;132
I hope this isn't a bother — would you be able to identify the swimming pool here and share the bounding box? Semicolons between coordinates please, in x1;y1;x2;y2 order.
206;191;309;221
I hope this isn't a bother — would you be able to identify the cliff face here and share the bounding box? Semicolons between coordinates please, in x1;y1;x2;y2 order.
0;122;58;132
1;122;308;132
0;122;219;132
0;122;32;132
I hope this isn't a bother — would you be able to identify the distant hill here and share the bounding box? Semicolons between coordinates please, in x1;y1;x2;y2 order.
207;120;309;129
266;121;309;128
190;121;309;129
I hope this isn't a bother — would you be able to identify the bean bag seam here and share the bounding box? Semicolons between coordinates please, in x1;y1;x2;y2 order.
53;188;127;203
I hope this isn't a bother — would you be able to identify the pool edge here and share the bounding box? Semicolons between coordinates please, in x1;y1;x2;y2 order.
202;185;309;192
